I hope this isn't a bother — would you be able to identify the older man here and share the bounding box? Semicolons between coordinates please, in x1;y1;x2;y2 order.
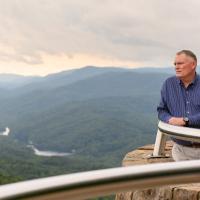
157;50;200;161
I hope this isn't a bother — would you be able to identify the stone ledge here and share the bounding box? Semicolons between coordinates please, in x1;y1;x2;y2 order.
116;141;200;200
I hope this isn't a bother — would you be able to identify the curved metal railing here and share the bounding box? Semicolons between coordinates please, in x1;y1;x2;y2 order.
0;160;200;200
0;121;200;199
153;121;200;157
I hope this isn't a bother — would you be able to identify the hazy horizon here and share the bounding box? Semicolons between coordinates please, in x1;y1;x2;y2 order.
0;1;199;75
0;65;175;77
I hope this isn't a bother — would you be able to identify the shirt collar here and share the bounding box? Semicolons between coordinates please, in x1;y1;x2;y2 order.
177;73;199;86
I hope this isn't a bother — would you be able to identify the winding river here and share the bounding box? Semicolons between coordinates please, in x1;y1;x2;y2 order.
27;144;73;157
0;127;10;136
0;127;73;157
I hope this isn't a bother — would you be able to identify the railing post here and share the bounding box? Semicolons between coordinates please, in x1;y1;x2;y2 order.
152;129;168;157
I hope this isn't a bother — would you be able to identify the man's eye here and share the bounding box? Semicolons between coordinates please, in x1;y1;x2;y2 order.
174;62;184;65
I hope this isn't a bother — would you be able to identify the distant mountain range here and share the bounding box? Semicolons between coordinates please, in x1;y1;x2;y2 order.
0;74;41;89
0;65;183;181
0;66;169;159
0;65;199;185
1;65;200;90
0;66;173;89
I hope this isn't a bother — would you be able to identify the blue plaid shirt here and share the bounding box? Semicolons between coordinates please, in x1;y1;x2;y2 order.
157;74;200;145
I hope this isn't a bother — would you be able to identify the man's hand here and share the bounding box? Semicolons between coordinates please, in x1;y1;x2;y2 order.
168;117;185;126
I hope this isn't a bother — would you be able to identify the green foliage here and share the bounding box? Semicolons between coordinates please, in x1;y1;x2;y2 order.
0;69;168;187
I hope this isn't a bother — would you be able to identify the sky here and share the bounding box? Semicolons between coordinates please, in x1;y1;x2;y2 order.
0;0;200;76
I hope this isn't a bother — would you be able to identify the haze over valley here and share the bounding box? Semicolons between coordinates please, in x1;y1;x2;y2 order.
0;66;175;185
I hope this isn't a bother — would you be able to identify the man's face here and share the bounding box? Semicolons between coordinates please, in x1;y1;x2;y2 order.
174;53;196;79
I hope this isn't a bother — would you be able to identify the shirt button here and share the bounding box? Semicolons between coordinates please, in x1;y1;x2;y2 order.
187;111;190;114
186;101;190;104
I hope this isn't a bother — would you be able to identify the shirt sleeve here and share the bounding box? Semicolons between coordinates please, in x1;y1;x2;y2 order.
157;81;172;123
188;114;200;127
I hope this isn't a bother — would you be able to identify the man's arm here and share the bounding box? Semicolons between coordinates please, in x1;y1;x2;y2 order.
168;117;185;126
157;80;186;126
157;81;172;123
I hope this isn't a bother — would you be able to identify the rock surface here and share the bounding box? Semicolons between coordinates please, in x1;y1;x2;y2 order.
115;141;200;200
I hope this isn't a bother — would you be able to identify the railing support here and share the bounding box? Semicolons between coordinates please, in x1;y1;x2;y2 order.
151;121;200;158
152;129;168;157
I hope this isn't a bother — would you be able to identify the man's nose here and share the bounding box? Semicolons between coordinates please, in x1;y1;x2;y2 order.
175;65;180;70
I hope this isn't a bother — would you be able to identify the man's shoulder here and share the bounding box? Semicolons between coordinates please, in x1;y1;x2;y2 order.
164;76;177;84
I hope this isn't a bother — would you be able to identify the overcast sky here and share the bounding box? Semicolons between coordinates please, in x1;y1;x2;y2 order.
0;0;200;75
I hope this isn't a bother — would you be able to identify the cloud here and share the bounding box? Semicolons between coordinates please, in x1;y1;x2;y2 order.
0;0;200;71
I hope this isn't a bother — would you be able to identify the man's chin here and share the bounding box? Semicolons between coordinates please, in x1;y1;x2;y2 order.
176;74;182;78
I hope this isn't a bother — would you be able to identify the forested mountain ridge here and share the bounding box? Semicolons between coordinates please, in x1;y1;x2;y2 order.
0;69;169;149
0;66;170;185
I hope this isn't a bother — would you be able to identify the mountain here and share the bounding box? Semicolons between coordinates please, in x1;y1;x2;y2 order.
0;73;41;89
0;65;171;90
1;65;199;90
0;70;168;123
0;66;173;186
0;68;169;160
132;67;174;74
43;65;127;84
0;69;169;118
0;66;128;91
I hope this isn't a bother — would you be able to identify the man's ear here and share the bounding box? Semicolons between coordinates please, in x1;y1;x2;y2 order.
192;61;197;70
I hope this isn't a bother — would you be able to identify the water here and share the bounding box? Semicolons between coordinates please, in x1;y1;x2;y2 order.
0;127;10;136
0;127;72;157
27;143;73;157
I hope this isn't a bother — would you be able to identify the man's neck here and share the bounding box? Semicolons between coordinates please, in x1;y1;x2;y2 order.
181;72;196;88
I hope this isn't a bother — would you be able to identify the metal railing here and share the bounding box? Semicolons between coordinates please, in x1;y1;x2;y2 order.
0;121;200;199
0;160;200;200
152;121;200;157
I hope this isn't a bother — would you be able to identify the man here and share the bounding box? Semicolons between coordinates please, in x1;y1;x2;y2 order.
157;50;200;161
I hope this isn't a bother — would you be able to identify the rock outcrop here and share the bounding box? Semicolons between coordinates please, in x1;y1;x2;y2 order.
115;142;200;200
